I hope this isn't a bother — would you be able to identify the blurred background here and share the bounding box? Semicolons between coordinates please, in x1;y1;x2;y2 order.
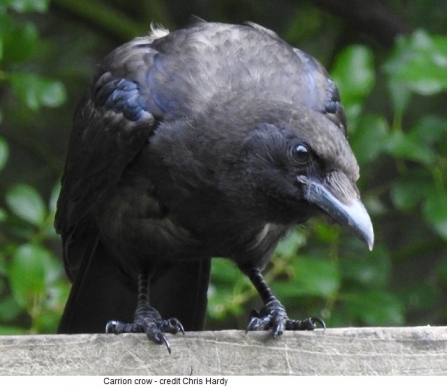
1;0;447;334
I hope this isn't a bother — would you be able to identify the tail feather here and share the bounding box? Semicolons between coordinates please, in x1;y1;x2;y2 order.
58;238;136;334
151;258;211;331
58;236;211;333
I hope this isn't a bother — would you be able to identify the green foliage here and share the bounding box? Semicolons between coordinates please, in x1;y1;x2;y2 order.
384;32;447;240
0;0;66;111
6;184;47;226
0;137;8;169
0;0;68;334
331;45;375;126
385;30;447;96
10;73;66;110
1;0;49;13
0;179;68;333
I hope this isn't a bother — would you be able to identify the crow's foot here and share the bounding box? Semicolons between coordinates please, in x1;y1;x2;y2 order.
106;311;184;354
247;299;325;338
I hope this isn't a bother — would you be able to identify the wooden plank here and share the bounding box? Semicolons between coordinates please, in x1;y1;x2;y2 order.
1;327;447;375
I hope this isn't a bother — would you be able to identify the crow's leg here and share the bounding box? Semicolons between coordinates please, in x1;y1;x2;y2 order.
105;271;184;353
245;268;325;337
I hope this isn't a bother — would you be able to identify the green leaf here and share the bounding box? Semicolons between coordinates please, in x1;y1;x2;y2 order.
0;137;8;171
274;229;306;258
8;244;48;309
5;184;47;226
211;258;244;285
0;326;27;335
332;45;375;101
397;284;439;311
331;45;375;123
49;181;61;216
7;22;37;63
33;309;62;333
350;114;388;164
341;247;391;288
208;259;249;319
10;72;67;110
384;30;447;96
386;80;412;120
345;289;404;326
274;257;340;298
284;7;322;43
423;190;447;239
0;208;7;222
0;18;38;63
391;177;430;211
0;252;6;275
384;130;434;165
0;295;22;322
39;79;67;107
410;115;447;146
8;244;63;312
3;0;49;13
207;287;244;319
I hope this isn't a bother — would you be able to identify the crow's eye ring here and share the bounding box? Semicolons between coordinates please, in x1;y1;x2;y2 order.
290;144;310;164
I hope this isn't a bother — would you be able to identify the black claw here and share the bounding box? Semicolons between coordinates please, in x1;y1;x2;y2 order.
272;322;285;338
178;322;185;336
247;315;271;332
246;310;260;332
105;320;118;334
310;316;326;330
246;317;258;333
161;334;172;354
148;327;172;353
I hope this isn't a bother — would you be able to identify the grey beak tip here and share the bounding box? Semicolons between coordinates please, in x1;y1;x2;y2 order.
358;205;374;251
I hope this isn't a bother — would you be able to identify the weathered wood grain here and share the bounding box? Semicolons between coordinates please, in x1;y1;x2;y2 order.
1;327;446;375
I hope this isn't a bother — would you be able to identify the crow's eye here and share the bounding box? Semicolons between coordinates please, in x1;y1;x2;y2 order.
290;144;310;164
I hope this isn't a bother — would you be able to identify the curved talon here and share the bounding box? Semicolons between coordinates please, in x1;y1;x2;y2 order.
161;334;171;354
272;323;285;338
159;318;185;336
246;309;260;332
169;318;185;335
145;323;173;354
178;320;185;335
105;320;118;334
246;314;271;332
310;316;326;330
246;317;257;333
179;322;185;336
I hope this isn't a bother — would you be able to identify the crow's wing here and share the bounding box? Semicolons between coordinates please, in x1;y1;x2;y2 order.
56;36;163;279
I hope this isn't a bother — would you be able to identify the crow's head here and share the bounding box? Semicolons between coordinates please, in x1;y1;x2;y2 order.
226;100;374;250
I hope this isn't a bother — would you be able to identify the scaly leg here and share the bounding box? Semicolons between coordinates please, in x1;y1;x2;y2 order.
245;268;325;337
106;271;184;353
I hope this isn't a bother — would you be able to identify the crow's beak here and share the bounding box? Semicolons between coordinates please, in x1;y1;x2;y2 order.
298;175;374;250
